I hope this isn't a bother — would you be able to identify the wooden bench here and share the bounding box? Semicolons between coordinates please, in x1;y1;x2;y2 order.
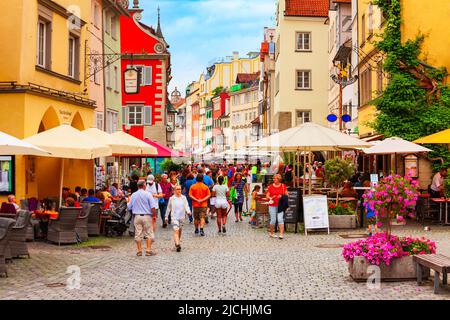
414;254;450;293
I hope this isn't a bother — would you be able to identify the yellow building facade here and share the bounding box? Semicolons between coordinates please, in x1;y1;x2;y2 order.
357;0;450;137
0;0;96;201
188;53;260;151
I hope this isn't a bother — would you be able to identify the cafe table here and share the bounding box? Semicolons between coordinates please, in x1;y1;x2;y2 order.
33;210;59;220
430;198;450;225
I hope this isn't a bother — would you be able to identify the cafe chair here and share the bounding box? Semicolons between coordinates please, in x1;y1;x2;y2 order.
9;210;32;258
0;203;17;219
27;198;39;211
84;202;102;236
20;199;29;210
47;207;82;246
0;218;15;277
75;203;93;242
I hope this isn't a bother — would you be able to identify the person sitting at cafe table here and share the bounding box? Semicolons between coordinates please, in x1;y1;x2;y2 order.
80;188;88;202
65;197;76;207
7;194;20;212
82;189;101;203
62;187;77;201
339;182;358;198
430;168;448;198
74;186;82;201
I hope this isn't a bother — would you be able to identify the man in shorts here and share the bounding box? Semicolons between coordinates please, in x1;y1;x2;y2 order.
165;185;192;252
127;180;158;256
189;173;211;237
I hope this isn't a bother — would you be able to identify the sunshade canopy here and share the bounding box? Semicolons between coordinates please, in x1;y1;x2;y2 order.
363;137;432;155
0;131;50;156
248;122;372;151
413;129;450;144
110;131;157;156
83;128;155;156
143;138;181;157
24;124;112;159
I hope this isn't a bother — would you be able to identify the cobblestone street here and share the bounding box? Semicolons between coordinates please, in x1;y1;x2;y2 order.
1;218;450;300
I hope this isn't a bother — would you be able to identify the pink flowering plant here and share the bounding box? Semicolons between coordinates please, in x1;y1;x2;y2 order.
362;175;419;236
342;233;436;266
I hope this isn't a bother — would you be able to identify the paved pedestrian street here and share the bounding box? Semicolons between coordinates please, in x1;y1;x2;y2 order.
1;219;450;300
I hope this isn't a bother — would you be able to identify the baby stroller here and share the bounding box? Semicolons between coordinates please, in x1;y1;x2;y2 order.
104;198;128;237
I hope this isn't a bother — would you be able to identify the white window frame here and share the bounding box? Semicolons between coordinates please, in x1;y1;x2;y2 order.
68;36;76;78
111;14;117;39
37;21;47;67
128;106;144;125
295;110;312;126
296;70;311;90
127;65;152;86
114;66;118;91
106;64;111;89
296;32;311;51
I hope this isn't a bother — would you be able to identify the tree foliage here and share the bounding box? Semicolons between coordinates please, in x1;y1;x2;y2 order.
371;0;450;170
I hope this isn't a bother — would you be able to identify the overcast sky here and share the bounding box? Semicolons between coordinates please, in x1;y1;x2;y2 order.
139;0;276;96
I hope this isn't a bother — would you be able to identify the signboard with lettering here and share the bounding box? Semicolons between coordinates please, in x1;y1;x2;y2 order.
124;68;140;94
303;195;330;235
284;188;301;225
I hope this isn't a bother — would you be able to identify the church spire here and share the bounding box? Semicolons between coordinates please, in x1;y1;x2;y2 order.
156;6;164;39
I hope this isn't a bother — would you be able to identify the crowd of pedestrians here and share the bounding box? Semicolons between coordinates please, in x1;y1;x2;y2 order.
124;161;290;256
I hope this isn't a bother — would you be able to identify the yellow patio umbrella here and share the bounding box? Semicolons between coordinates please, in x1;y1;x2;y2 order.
24;124;113;207
413;129;450;144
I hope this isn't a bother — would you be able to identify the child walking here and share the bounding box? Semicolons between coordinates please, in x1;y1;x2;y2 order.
249;185;261;226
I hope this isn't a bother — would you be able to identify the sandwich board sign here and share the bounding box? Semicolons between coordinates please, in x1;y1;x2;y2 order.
303;195;330;235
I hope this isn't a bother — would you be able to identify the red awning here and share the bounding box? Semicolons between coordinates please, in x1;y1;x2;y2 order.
143;139;184;158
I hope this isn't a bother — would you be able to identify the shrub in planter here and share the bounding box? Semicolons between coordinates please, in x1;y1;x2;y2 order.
328;202;354;215
342;233;436;266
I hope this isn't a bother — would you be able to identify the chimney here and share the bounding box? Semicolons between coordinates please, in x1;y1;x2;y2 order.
233;51;239;60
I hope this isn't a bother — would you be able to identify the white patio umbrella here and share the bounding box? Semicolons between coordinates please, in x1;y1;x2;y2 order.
363;137;432;154
0;131;50;156
248;122;372;194
249;122;372;151
24;124;112;207
110;131;157;156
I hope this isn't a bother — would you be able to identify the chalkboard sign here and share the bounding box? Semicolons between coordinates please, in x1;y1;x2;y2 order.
284;188;300;224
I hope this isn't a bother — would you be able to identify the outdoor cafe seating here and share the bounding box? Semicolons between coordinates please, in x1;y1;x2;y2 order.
0;218;15;278
76;204;93;242
47;207;82;245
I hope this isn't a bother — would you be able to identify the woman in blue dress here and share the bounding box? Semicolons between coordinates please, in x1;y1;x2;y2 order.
231;173;249;223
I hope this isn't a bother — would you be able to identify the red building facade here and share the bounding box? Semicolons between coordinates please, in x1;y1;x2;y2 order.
120;2;171;144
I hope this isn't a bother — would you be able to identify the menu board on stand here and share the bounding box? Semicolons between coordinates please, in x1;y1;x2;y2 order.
95;165;106;191
303;194;330;235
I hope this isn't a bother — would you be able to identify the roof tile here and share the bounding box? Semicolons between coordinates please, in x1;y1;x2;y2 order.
285;0;330;17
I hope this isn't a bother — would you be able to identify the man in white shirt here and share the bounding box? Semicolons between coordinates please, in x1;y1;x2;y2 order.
146;175;164;231
430;168;448;198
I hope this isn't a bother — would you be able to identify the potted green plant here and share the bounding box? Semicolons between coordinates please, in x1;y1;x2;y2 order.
324;157;355;204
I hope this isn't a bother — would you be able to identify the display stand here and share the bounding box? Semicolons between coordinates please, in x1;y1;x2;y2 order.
303;194;330;235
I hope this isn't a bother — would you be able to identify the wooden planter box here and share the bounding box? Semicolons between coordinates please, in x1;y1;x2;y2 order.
348;256;429;282
329;215;357;229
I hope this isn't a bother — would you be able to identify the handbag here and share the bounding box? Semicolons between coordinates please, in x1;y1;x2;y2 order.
277;184;289;213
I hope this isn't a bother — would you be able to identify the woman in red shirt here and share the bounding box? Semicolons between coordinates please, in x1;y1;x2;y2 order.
266;174;289;239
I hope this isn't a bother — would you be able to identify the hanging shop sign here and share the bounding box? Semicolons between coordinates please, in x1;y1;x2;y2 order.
327;114;338;123
124;67;141;94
